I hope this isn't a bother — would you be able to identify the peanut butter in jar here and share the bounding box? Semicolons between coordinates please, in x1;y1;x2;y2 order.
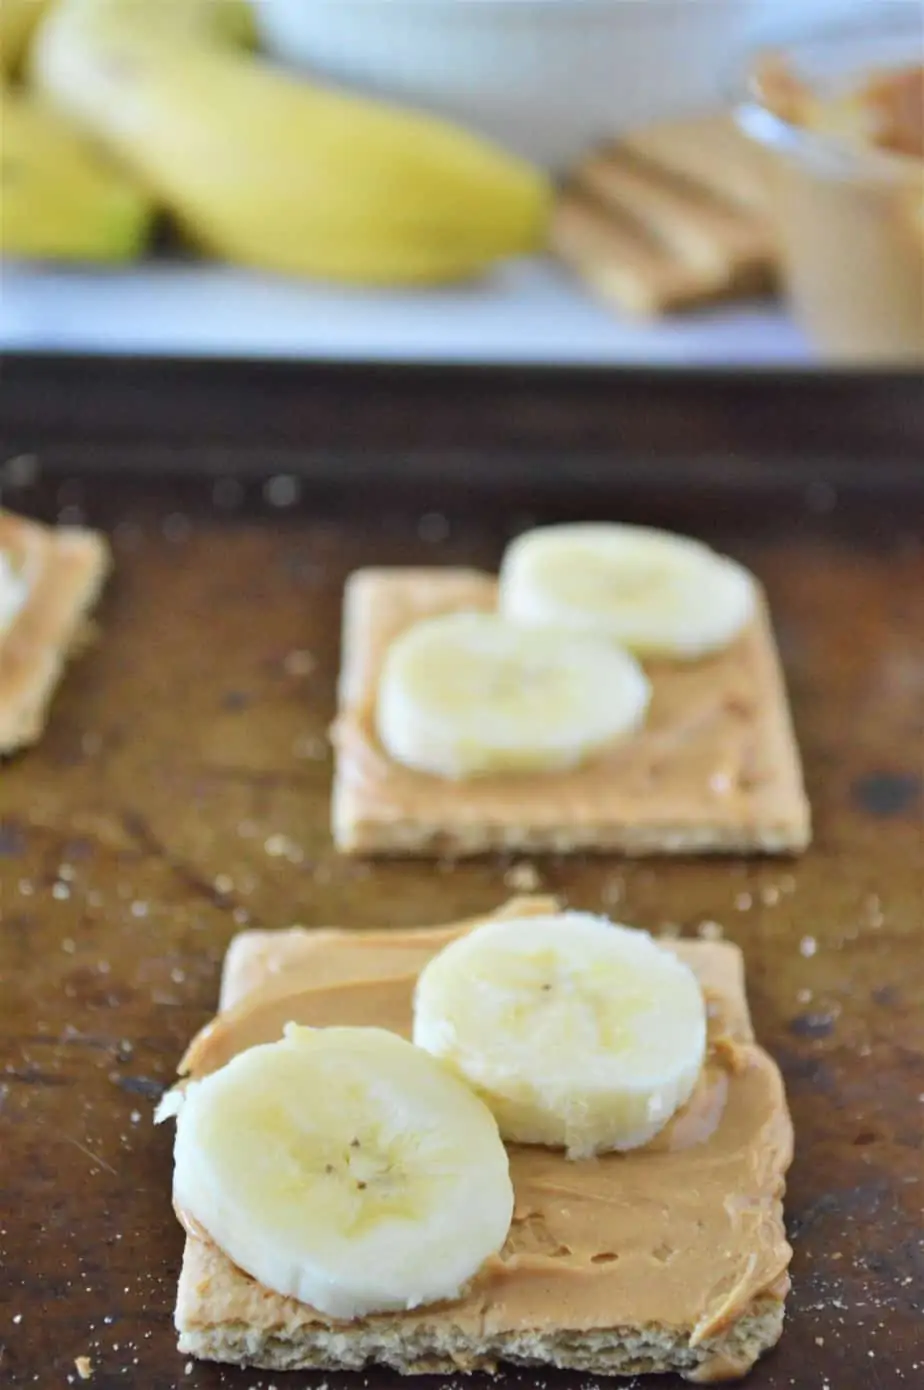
737;17;923;365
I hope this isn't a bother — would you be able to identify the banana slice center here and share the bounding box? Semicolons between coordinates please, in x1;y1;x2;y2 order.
551;553;676;609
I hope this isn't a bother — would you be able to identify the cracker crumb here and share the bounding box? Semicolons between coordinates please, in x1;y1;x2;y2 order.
264;833;302;861
800;935;818;957
697;920;724;941
504;862;541;892
75;1357;93;1381
292;734;327;761
734;892;752;911
52;882;71;901
601;876;624;907
283;649;316;678
760;884;780;906
214;874;234;896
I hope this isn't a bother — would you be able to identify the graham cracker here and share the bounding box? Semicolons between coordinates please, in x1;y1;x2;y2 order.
330;568;810;858
0;509;110;752
171;897;793;1381
551;112;777;317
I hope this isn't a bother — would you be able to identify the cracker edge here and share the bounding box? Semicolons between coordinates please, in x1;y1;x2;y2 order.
0;513;111;753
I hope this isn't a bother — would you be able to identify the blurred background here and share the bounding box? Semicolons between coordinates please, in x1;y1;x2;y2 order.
1;0;920;372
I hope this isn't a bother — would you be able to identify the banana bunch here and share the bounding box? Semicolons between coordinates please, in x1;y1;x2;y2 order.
1;84;151;261
0;0;152;263
376;525;758;780
29;0;550;283
159;911;707;1312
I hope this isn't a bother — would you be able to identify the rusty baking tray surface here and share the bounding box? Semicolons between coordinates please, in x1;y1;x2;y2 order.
2;475;922;1390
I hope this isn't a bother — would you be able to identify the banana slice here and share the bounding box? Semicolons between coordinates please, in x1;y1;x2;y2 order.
376;611;650;779
0;550;30;632
161;1025;513;1320
413;912;707;1158
498;523;757;659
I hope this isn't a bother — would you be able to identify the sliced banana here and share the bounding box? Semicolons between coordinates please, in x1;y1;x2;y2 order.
0;549;30;633
376;611;650;779
413;912;707;1159
161;1025;513;1320
498;523;757;659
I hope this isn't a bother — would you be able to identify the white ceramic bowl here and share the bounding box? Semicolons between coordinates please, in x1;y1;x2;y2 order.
256;0;865;170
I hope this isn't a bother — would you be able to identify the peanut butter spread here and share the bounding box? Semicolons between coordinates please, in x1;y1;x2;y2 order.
331;570;809;846
176;903;793;1355
755;58;924;161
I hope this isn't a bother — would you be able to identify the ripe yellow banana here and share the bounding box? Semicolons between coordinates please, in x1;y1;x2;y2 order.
0;0;50;77
31;0;551;284
1;83;151;262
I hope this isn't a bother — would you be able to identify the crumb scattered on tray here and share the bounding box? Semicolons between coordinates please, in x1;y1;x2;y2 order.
504;862;541;892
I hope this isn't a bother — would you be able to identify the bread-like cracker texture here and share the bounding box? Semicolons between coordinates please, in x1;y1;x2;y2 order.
172;898;793;1382
0;509;110;752
551;113;776;317
330;567;810;858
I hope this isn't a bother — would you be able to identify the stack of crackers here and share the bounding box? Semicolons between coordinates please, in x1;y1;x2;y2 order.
551;113;777;317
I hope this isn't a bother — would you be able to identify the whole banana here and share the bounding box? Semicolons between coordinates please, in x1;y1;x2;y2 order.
1;84;152;262
31;0;551;284
0;0;51;77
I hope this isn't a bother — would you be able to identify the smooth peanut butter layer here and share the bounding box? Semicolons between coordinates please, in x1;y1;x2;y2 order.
0;510;110;752
330;568;810;857
172;898;794;1382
